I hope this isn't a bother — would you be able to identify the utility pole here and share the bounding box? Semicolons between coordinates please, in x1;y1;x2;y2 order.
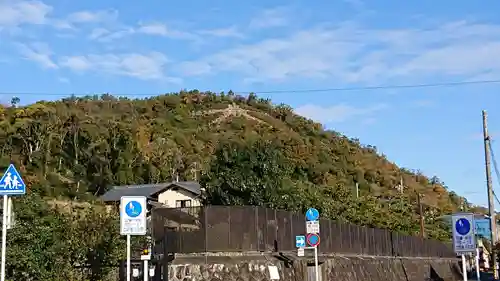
416;192;425;238
483;110;498;279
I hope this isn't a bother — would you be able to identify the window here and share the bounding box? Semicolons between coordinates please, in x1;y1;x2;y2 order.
175;200;191;208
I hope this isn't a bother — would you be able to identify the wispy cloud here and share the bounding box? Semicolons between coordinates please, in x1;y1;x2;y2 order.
0;1;121;36
248;7;289;29
7;2;500;86
18;42;57;69
199;26;244;39
58;52;178;81
88;28;110;40
294;103;388;123
0;0;52;28
66;10;118;24
177;20;500;84
136;22;198;40
85;21;200;42
87;27;134;42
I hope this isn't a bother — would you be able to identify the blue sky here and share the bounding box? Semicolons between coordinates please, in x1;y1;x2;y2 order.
1;0;500;207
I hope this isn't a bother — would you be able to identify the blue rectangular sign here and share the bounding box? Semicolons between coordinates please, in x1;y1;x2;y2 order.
475;219;491;239
295;235;306;248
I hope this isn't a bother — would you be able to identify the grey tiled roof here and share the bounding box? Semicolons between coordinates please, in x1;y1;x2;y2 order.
170;181;201;196
100;181;201;202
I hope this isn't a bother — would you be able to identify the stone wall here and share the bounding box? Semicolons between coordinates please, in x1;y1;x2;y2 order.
168;253;462;281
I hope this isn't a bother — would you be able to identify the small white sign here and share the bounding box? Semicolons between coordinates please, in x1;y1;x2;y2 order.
297;248;305;257
306;220;320;234
132;268;140;277
120;196;147;236
268;265;280;280
452;213;476;253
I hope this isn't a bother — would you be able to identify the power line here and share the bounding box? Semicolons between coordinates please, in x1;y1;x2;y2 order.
247;79;500;94
0;79;500;97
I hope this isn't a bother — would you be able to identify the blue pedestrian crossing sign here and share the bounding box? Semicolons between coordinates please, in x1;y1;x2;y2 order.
296;235;306;248
0;164;26;195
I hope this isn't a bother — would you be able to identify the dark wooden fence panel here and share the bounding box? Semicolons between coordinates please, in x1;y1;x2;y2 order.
151;206;455;258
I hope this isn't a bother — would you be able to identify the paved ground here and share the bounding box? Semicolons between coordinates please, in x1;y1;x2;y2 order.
471;271;497;280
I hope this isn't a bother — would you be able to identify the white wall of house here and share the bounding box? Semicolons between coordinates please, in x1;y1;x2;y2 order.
157;188;201;208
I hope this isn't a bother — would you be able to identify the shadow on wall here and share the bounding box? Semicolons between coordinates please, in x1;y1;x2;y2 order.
430;266;444;281
449;263;464;281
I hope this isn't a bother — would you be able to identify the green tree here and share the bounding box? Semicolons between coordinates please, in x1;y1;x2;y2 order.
6;194;125;281
201;139;295;209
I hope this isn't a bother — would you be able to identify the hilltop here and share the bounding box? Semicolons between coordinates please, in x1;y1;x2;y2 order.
0;91;467;240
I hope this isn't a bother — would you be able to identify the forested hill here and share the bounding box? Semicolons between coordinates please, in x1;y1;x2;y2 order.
1;91;466;240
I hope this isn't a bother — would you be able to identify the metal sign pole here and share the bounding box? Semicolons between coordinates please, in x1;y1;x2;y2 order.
475;248;481;281
126;234;131;281
462;254;468;281
314;246;319;281
0;195;8;281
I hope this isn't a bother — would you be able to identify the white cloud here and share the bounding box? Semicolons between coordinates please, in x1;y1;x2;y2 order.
0;1;119;33
59;52;173;80
67;10;118;24
249;7;289;29
88;28;110;40
199;26;244;38
18;42;57;69
50;19;73;30
0;0;52;27
177;20;500;84
136;22;167;35
294;103;388;123
59;56;91;71
136;22;197;40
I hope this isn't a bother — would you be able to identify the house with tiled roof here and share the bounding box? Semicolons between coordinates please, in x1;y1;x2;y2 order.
100;181;203;209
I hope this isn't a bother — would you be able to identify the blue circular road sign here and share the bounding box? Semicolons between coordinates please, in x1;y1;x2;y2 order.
125;200;143;218
306;208;319;221
307;233;320;247
455;218;471;235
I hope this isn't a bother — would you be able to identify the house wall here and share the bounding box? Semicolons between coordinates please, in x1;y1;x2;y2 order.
157;188;202;208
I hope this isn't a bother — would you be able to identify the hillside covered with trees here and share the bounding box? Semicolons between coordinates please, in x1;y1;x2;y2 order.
0;91;471;279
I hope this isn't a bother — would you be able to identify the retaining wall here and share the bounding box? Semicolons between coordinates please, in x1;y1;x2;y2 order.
168;254;462;281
